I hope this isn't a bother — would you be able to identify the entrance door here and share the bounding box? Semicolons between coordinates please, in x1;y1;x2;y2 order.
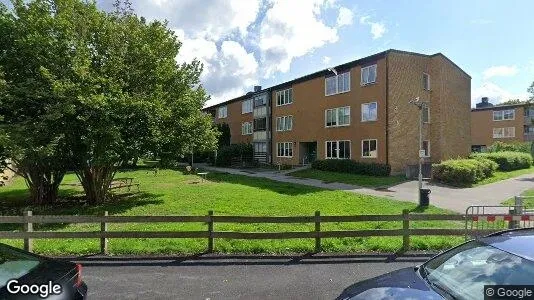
300;142;317;165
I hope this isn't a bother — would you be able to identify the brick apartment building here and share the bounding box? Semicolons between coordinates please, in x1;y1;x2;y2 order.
205;49;471;174
471;97;534;152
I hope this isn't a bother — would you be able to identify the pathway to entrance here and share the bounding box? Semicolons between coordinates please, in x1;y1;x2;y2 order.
197;164;534;213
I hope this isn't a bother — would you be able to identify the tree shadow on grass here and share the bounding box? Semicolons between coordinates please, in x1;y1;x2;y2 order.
196;171;324;196
0;190;165;232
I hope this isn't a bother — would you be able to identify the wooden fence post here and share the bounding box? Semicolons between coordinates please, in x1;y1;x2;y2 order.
23;210;33;252
100;211;108;255
315;211;321;252
207;210;214;253
402;209;410;252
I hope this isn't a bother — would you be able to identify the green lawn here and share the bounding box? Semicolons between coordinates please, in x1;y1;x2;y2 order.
0;169;463;255
474;165;534;187
502;188;534;208
287;169;407;188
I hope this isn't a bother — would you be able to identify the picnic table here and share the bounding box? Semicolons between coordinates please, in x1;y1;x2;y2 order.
109;177;139;192
197;172;209;182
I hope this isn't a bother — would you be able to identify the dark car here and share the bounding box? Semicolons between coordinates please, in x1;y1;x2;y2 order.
337;228;534;300
0;243;87;299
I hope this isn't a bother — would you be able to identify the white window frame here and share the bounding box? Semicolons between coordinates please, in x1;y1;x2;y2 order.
325;71;351;96
276;142;293;158
361;102;378;122
241;122;253;135
325;106;351;128
422;140;431;157
423;73;430;91
493;127;516;138
276;115;293;132
276;88;293;106
361;139;378;158
493;109;515;121
218;106;227;119
422;105;430;123
361;64;377;86
242;99;253;114
325;140;351;159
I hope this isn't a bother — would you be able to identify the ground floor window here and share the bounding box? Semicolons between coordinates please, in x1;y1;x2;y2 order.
277;142;293;157
493;127;515;138
362;139;377;158
471;145;487;153
422;140;430;157
325;140;351;159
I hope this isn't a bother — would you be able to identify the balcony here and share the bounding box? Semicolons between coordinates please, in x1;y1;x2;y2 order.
253;131;267;141
525;116;534;125
525;132;534;141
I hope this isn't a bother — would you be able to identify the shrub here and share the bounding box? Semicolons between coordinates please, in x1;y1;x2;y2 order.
432;158;498;186
215;143;253;167
311;159;391;176
470;151;532;171
486;141;531;154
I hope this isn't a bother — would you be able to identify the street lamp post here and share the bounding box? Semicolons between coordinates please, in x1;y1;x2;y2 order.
409;97;428;205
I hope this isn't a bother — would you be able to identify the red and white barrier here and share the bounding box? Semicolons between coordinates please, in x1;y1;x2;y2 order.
471;215;532;222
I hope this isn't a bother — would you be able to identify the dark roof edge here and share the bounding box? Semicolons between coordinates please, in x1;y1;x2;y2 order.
471;102;529;112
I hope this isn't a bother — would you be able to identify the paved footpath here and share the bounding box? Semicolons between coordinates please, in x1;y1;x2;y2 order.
198;164;534;213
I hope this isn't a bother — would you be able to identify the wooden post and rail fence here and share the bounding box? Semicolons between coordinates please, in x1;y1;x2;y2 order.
0;209;504;254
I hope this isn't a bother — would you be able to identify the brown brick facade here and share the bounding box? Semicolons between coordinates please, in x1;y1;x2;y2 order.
471;105;527;147
213;100;253;145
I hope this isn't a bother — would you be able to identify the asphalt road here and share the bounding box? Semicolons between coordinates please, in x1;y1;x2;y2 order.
74;253;434;300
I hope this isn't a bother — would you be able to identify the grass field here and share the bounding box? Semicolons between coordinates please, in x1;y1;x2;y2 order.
0;169;464;255
474;165;534;187
287;169;407;188
502;188;534;208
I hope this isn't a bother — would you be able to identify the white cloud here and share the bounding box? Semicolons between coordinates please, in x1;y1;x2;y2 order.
258;0;349;77
322;56;331;65
482;65;518;80
360;16;387;39
472;82;528;107
336;7;354;26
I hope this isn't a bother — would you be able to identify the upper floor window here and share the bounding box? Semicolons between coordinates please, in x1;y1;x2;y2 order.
242;99;253;114
493;127;515;138
218;106;227;118
326;140;351;159
361;102;378;122
253;118;267;131
241;122;253;135
276;116;293;131
325;106;350;127
276;88;293;106
254;95;267;107
325;72;351;96
422;105;430;123
361;64;377;85
493;109;515;121
423;73;430;91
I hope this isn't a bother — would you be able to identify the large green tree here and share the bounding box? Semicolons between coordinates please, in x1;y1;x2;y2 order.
0;0;218;204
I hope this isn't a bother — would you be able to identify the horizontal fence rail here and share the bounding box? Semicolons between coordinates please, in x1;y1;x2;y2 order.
0;210;504;254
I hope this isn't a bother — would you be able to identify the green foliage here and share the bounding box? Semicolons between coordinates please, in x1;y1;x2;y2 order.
500;99;524;105
432;158;498;186
486;141;531;153
311;159;391;177
216;123;231;148
470;151;532;171
215;144;253;167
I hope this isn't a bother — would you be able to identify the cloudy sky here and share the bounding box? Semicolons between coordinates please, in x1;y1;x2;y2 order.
3;0;534;107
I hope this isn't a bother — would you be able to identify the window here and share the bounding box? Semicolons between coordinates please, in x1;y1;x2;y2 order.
242;99;253;114
325;72;351;96
325;141;351;159
361;64;377;85
276;116;293;131
362;139;378;158
423;73;430;90
218;106;227;118
493;127;516;138
422;105;430;123
325;106;350;127
361;102;378;122
422;140;430;157
276;88;293;106
493;109;515;121
525;125;534;134
254;142;267;153
254;95;267;107
253;118;267;131
241;122;253;135
277;142;293;157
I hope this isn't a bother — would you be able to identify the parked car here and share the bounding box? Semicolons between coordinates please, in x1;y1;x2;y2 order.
337;228;534;300
0;243;87;299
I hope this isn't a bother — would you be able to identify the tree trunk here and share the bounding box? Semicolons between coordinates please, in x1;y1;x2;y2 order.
76;165;116;204
20;166;65;205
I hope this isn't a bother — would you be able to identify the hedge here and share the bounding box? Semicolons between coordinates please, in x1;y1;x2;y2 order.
486;141;531;154
311;159;391;176
432;158;498;186
470;151;532;171
215;143;253;167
